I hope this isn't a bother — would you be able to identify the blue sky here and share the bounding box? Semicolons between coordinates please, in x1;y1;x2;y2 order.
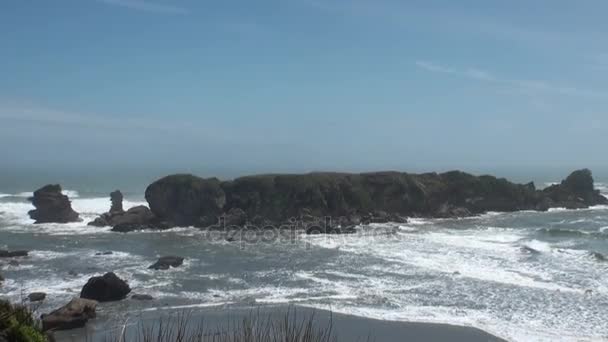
1;0;607;178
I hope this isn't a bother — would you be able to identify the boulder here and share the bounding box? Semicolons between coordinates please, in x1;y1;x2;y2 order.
95;251;113;256
131;294;154;301
149;256;184;270
145;174;225;226
591;252;606;262
0;250;28;258
28;185;80;223
41;298;97;331
80;272;131;302
28;292;46;302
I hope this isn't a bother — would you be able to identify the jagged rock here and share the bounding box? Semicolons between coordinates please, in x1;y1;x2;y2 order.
80;272;131;302
149;256;184;270
131;294;154;301
28;292;46;302
41;298;97;331
109;190;124;213
28;185;80;223
543;169;607;209
0;250;28;258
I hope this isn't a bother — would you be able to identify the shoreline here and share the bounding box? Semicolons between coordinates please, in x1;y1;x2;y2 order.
53;304;508;342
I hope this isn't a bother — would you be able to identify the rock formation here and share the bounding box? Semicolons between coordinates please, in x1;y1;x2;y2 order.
149;256;184;270
143;169;607;231
41;298;97;331
88;190;155;228
109;190;124;213
28;185;80;223
80;272;131;302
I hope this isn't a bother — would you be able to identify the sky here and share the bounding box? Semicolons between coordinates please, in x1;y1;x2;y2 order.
1;0;607;181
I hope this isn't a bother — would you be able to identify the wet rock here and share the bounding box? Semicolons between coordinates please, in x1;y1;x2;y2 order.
68;270;79;277
131;294;154;301
149;256;184;270
80;272;131;302
0;273;4;283
28;292;46;302
41;298;97;331
0;250;28;258
95;251;113;256
28;184;80;223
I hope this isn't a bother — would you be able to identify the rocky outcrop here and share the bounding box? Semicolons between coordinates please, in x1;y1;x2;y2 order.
149;256;184;270
88;190;155;228
28;185;80;223
27;292;46;302
145;174;225;226
80;272;131;302
142;169;607;231
0;250;28;258
41;298;97;331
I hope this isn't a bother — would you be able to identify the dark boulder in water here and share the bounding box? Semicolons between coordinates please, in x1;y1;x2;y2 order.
0;250;28;258
27;292;46;302
41;298;97;331
28;184;80;224
131;294;154;301
80;272;131;302
143;169;607;230
149;256;184;270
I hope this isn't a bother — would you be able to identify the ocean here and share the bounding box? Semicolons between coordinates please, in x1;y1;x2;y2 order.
1;178;607;342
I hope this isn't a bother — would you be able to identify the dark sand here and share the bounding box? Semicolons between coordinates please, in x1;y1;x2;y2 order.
54;304;507;342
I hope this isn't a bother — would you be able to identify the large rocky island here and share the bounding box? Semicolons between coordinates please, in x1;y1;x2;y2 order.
123;168;606;232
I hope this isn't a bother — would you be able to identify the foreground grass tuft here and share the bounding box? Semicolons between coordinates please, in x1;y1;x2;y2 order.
104;308;342;342
0;300;47;342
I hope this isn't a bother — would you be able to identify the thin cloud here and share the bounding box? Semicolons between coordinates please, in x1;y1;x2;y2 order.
415;60;606;99
96;0;189;14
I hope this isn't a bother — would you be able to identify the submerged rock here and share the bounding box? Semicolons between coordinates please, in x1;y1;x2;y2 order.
28;292;46;302
80;272;131;302
28;184;80;223
41;298;97;331
149;256;184;270
0;250;28;258
131;294;154;301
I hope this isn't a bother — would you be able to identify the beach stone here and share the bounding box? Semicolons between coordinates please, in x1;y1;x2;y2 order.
0;250;28;258
149;256;184;270
28;292;46;302
28;184;80;223
80;272;131;302
131;294;154;301
41;298;97;331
